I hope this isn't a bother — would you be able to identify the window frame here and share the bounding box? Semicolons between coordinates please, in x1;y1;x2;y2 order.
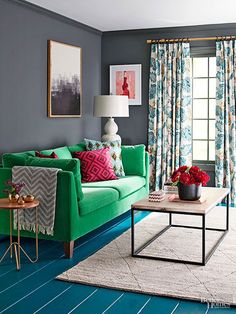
191;56;216;165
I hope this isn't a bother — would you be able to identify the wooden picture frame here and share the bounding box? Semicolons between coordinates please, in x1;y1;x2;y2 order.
109;64;142;106
47;40;82;117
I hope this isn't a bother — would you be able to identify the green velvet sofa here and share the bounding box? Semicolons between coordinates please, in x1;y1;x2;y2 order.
0;143;149;258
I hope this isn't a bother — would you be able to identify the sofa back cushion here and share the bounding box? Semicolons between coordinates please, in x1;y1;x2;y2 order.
121;145;146;176
25;157;83;200
74;148;117;183
2;146;72;168
68;142;86;154
2;151;34;168
40;146;72;159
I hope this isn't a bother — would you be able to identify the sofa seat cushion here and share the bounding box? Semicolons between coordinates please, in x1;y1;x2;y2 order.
82;176;146;199
79;187;119;216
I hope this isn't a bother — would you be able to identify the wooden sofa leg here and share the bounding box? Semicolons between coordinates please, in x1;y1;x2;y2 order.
64;241;74;259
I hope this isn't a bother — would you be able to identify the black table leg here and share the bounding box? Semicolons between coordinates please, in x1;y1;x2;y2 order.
202;214;206;266
226;194;229;231
169;213;172;226
131;208;134;256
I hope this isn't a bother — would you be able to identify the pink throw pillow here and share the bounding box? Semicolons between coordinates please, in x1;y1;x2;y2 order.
74;148;117;183
35;151;58;159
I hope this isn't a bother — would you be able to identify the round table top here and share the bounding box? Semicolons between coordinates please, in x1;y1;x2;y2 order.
0;198;39;210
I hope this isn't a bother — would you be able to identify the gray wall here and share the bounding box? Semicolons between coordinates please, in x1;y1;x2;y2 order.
0;0;102;154
101;23;236;147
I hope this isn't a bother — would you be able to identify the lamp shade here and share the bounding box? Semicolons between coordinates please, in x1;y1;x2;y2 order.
94;95;129;117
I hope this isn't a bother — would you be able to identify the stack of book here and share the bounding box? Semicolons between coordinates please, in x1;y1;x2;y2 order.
163;182;178;194
149;190;165;202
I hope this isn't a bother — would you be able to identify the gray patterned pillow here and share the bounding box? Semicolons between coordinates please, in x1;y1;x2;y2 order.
84;138;125;177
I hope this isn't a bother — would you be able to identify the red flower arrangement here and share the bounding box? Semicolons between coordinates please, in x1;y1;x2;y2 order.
171;166;210;186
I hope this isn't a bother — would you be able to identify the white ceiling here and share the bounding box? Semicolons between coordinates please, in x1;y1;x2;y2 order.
26;0;236;32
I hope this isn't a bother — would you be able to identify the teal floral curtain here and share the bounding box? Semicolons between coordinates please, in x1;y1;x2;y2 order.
148;42;192;191
215;40;236;204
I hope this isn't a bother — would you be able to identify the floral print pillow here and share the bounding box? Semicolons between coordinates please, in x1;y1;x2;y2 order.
84;138;125;177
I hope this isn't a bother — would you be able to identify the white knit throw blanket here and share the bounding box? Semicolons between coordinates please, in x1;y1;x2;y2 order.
12;166;60;235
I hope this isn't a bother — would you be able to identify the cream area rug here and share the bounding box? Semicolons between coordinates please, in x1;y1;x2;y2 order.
57;206;236;305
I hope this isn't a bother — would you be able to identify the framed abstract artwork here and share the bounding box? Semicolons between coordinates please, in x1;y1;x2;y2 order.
109;64;142;105
47;40;82;117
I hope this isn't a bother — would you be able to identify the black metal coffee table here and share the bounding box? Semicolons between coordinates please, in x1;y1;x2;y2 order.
131;187;230;266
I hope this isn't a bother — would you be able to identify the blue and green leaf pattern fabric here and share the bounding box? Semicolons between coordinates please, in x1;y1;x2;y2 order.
215;40;236;204
148;42;192;191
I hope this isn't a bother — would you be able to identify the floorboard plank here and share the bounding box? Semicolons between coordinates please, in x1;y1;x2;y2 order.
208;307;236;313
140;296;179;314
2;280;70;313
104;292;150;314
173;300;208;313
69;287;123;314
0;241;62;293
34;284;96;314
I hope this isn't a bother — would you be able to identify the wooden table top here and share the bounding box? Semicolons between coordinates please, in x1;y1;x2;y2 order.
132;187;230;214
0;198;39;210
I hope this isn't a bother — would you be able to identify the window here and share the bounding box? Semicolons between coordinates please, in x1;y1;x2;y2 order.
191;57;216;162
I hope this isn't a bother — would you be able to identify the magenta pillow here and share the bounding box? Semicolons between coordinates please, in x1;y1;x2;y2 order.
35;151;58;159
74;148;117;183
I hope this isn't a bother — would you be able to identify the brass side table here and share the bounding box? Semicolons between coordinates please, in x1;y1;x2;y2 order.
0;198;39;270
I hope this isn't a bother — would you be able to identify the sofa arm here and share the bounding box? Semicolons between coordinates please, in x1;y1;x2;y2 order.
0;168;80;242
0;168;12;198
121;145;146;177
54;171;80;241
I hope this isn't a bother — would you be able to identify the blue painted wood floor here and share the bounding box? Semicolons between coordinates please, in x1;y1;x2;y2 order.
0;211;235;314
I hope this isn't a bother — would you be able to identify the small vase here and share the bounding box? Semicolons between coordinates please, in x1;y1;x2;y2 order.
8;193;20;203
178;183;202;201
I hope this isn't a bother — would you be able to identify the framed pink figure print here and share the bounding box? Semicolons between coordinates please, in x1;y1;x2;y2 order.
110;64;142;105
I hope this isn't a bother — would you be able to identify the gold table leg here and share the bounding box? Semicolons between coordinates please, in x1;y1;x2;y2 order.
17;209;21;270
19;206;39;263
10;210;12;258
14;243;20;271
0;206;39;270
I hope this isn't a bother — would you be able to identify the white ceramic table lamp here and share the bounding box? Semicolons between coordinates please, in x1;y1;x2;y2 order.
94;95;129;142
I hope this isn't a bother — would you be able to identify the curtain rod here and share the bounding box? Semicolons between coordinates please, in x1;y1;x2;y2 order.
146;36;236;44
